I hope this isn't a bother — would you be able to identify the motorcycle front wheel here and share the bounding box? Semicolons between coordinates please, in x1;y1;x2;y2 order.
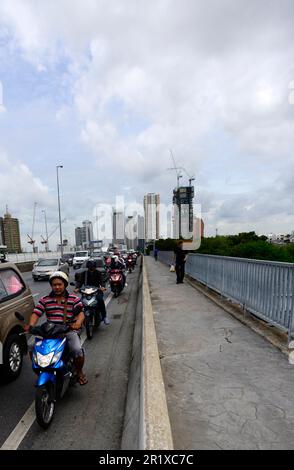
35;385;55;429
114;286;121;298
85;314;94;339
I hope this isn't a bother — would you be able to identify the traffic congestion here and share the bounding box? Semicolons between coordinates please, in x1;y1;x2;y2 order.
0;249;141;449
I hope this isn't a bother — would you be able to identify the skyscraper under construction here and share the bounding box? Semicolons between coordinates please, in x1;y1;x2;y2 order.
0;210;22;253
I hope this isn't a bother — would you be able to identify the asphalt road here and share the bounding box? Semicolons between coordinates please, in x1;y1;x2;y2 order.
0;264;140;450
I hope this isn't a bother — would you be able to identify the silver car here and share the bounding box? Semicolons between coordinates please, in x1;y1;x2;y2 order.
32;258;69;281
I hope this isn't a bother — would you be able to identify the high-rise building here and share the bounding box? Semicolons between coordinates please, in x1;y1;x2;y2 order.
75;220;93;249
173;186;194;240
143;193;160;242
112;209;125;246
82;220;93;244
2;211;22;253
75;227;84;249
0;217;4;246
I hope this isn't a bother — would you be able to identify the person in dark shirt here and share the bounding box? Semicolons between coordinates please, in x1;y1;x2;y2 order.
173;241;187;284
75;260;110;325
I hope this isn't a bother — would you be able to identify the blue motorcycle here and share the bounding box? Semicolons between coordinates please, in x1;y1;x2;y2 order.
15;312;81;429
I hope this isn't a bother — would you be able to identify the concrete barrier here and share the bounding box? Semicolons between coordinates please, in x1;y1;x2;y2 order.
122;257;173;450
141;260;174;449
15;261;34;273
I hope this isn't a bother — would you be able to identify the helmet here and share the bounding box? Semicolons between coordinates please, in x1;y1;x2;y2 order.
86;259;96;270
49;271;69;287
111;255;119;262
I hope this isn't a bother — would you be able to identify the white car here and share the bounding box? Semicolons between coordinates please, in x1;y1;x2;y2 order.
32;258;69;281
72;251;90;269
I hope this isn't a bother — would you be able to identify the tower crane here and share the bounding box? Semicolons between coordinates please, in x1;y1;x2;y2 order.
41;218;67;243
27;202;37;250
167;149;183;188
167;149;196;187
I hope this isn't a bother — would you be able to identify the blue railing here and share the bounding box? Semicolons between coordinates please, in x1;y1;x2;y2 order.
157;251;294;340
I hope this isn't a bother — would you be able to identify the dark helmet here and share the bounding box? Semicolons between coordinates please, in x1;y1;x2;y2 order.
86;259;96;270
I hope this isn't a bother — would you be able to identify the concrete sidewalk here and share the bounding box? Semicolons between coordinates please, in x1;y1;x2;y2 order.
145;256;294;450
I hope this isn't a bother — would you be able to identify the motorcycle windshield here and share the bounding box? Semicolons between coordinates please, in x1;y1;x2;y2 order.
34;337;66;356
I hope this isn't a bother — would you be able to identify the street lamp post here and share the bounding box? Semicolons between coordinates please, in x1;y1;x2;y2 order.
42;209;49;252
56;165;63;258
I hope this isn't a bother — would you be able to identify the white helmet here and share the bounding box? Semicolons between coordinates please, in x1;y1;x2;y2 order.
49;271;69;287
112;255;119;262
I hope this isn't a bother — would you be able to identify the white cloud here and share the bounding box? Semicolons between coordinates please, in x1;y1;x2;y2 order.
1;1;294;237
0;149;55;246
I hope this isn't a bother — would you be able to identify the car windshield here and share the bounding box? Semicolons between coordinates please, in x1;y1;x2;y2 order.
75;252;88;257
38;259;58;266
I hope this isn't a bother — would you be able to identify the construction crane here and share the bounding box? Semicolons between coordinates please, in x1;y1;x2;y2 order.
167;149;195;187
41;218;67;243
40;235;47;246
27;202;37;250
167;149;183;188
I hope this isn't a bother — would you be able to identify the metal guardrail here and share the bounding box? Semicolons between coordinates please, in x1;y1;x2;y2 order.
6;252;61;263
158;251;294;340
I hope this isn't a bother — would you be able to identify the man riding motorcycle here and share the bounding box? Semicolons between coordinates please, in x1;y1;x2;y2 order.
110;255;126;288
74;259;110;325
25;271;88;385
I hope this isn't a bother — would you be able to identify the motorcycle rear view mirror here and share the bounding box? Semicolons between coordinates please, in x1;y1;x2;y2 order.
15;312;25;322
70;282;75;286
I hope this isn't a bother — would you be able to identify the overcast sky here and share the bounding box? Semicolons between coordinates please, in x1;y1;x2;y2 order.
1;0;294;250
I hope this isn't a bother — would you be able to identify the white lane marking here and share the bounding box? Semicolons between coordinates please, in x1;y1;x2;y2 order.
0;291;113;451
1;403;36;450
32;294;40;298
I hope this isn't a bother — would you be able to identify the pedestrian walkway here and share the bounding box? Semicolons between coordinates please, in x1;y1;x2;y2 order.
145;256;294;450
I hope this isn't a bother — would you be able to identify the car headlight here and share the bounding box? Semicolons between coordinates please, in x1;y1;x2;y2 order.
36;351;54;368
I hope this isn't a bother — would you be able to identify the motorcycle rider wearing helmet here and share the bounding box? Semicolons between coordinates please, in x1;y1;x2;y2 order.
74;259;110;325
25;271;88;385
110;255;126;288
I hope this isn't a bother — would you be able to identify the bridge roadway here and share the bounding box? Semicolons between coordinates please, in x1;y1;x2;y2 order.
0;267;140;450
145;256;294;450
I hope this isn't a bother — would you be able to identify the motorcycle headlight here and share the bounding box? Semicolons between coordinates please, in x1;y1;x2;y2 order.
36;351;54;368
51;350;63;364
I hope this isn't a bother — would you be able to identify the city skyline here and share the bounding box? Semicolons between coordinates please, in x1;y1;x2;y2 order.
1;2;294;249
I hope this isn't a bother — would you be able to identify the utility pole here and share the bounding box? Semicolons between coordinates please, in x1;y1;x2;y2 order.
56;165;63;257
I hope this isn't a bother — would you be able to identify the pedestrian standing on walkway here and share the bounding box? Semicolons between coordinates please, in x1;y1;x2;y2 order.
154;247;158;261
173;241;187;284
